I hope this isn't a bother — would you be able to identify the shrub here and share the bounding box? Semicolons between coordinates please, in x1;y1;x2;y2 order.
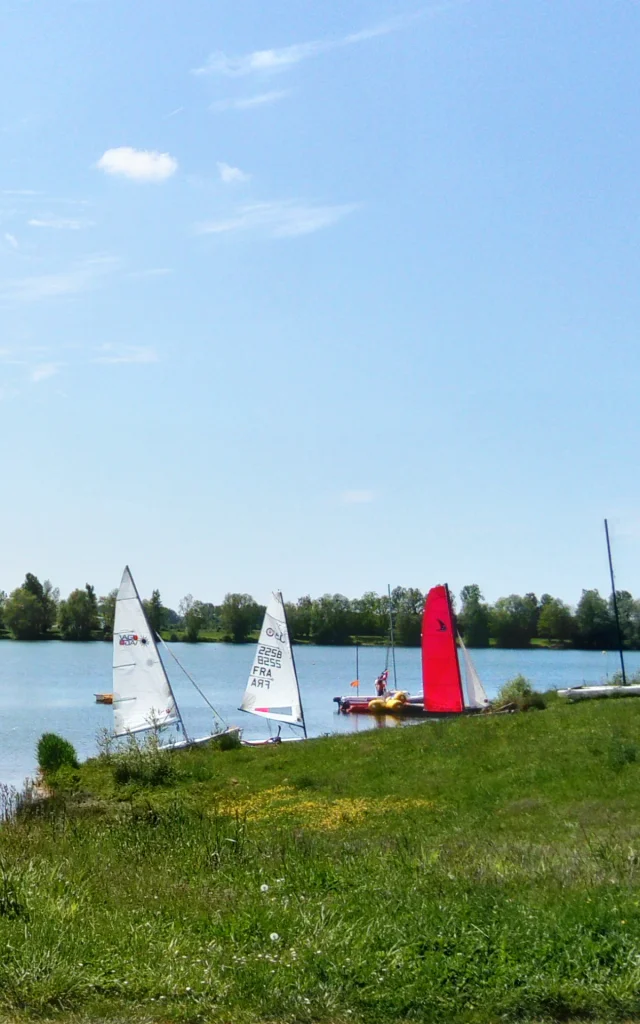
36;733;79;776
112;735;177;787
213;729;242;751
496;675;546;711
608;669;640;687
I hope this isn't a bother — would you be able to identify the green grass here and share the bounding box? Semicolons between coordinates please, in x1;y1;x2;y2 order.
3;699;640;1023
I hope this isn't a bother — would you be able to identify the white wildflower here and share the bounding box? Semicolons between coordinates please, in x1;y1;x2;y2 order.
260;883;269;892
270;932;280;942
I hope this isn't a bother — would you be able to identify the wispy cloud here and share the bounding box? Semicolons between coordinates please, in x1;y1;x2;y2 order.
127;268;173;280
0;255;117;304
31;362;61;383
164;106;184;119
2;189;41;196
217;162;251;184
96;147;178;182
212;90;291;112
4;233;18;249
197;199;359;239
92;344;159;365
342;490;375;504
193;10;426;76
28;216;94;230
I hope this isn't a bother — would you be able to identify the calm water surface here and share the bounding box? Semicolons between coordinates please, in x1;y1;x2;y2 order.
0;641;635;788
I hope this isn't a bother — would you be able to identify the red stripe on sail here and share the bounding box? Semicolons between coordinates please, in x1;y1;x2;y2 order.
421;585;464;713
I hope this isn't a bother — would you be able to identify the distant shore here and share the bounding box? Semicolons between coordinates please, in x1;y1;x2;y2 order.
0;629;625;651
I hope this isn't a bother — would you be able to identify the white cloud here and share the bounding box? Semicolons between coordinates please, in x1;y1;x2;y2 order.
197;199;359;239
2;189;41;196
217;162;250;184
31;363;61;383
93;344;158;365
0;255;117;303
4;233;18;249
193;11;425;76
212;90;290;112
342;490;375;504
96;147;178;182
127;268;173;279
28;216;94;230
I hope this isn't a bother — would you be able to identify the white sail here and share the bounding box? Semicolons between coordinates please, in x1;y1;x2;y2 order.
241;592;304;728
113;566;180;737
459;637;489;709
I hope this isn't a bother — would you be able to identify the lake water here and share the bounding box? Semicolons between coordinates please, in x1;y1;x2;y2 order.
0;641;636;789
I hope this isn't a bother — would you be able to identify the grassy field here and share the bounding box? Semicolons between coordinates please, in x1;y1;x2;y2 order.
2;697;640;1022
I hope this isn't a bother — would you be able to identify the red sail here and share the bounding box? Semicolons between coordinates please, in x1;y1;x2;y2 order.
421;585;464;713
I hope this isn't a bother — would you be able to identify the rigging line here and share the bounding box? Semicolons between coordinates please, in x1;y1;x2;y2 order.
158;635;227;728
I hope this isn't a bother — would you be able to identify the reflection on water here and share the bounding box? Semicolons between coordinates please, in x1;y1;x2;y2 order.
0;640;635;788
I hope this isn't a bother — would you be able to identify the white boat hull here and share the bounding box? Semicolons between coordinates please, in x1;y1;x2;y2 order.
558;685;640;701
161;726;242;751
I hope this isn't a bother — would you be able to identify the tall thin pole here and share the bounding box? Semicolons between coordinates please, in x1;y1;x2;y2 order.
605;518;627;685
387;584;397;690
282;592;307;738
355;641;359;697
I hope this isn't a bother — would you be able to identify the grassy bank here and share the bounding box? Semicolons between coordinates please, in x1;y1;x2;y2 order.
3;699;640;1022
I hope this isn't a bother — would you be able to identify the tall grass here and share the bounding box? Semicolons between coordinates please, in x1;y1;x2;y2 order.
2;698;640;1021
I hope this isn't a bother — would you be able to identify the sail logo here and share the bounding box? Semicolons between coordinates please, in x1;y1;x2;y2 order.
436;619;447;632
266;627;287;644
119;633;139;646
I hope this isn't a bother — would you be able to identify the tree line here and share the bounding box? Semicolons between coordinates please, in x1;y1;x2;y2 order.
0;574;638;649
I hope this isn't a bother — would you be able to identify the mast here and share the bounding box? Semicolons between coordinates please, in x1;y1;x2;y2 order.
128;567;190;742
282;591;307;738
387;584;397;689
605;518;627;686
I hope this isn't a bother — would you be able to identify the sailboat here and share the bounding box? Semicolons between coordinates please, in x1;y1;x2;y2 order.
559;519;640;701
422;584;489;714
112;566;239;749
239;591;308;745
334;583;488;715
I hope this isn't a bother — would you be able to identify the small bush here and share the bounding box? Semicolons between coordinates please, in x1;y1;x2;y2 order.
213;729;242;752
496;675;546;711
112;735;177;787
608;669;640;687
37;733;79;776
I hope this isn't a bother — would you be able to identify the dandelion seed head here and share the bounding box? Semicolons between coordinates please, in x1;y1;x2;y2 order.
270;932;280;942
260;883;269;892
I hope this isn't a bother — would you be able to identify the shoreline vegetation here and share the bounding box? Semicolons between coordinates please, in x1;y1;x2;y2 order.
1;574;639;651
2;696;639;1022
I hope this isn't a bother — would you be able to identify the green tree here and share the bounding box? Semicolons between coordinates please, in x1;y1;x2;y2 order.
284;595;313;641
610;591;640;649
0;590;6;631
58;585;100;640
219;593;261;643
575;589;616;649
352;591;386;638
490;594;539;648
99;590;117;639
458;585;491;647
23;573;58;634
537;598;575;644
310;594;353;645
4;588;46;639
143;589;167;636
392;587;424;646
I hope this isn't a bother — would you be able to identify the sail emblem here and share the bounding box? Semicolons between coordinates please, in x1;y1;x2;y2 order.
140;635;149;646
266;627;286;643
436;619;447;632
119;633;139;646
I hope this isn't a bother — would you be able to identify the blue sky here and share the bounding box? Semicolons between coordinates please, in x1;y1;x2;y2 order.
1;0;640;609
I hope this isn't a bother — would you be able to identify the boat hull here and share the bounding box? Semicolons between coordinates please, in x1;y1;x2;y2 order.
162;726;242;751
558;685;640;701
